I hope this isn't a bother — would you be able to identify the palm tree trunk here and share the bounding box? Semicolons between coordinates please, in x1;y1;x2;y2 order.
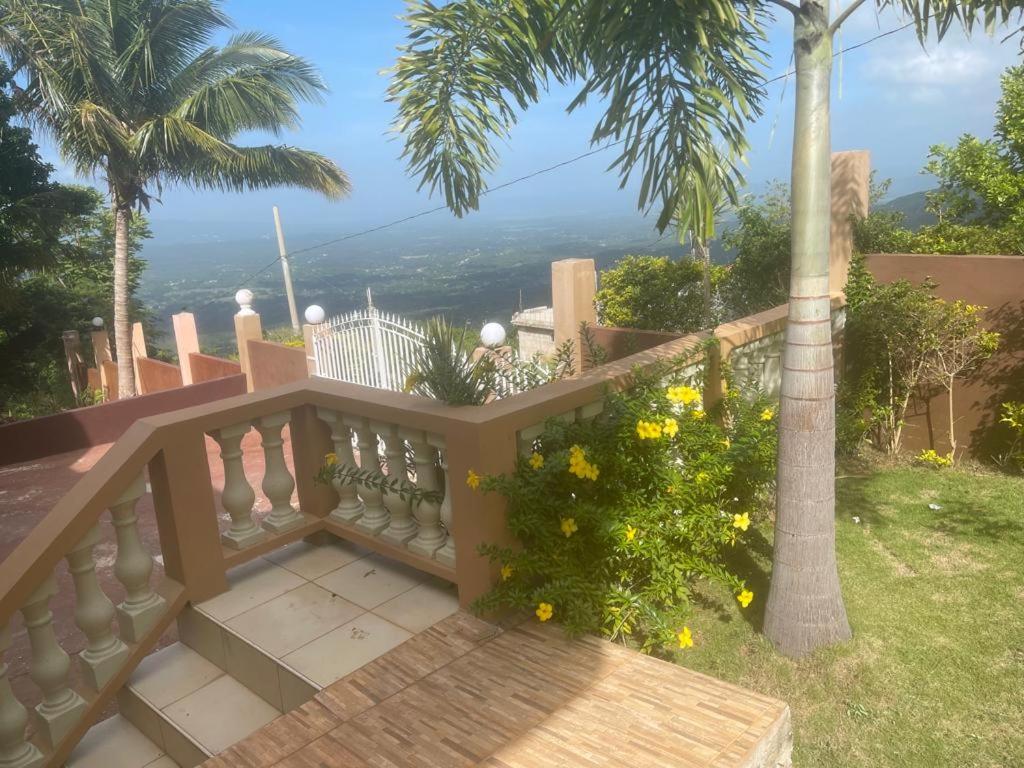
694;236;713;328
763;0;851;658
113;202;137;398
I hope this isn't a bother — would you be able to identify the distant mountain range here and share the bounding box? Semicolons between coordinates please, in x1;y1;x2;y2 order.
876;189;937;230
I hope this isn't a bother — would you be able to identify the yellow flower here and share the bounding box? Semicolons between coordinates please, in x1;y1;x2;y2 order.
732;512;750;531
560;517;578;537
529;452;545;469
695;471;711;484
737;589;754;608
676;626;693;649
760;408;774;422
500;564;513;581
324;452;338;466
625;525;638;542
466;469;481;490
536;602;554;622
636;419;663;439
721;437;731;448
662;418;679;438
691;409;706;420
667;385;701;406
568;445;599;480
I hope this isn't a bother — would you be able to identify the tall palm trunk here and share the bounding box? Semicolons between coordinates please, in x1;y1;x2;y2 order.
693;236;713;328
113;201;137;398
763;0;851;657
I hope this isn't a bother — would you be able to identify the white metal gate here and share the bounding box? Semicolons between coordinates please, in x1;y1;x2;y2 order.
312;291;426;391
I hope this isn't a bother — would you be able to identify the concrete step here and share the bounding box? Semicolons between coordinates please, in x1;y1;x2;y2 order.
66;714;177;768
119;642;280;764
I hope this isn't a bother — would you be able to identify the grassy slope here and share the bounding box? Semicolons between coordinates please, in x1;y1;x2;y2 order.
680;466;1024;767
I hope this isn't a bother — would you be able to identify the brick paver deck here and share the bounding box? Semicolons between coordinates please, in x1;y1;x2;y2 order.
202;612;792;768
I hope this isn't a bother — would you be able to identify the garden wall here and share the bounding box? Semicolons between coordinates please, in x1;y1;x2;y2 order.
865;253;1024;458
0;373;247;465
189;353;242;383
247;339;309;392
580;326;685;370
137;357;183;394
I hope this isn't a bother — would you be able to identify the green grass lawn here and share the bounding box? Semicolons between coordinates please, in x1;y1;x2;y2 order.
681;465;1024;767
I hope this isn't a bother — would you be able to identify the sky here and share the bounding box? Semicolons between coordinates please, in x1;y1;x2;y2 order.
38;1;1024;244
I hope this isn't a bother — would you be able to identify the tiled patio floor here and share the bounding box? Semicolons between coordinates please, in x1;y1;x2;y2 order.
202;612;792;768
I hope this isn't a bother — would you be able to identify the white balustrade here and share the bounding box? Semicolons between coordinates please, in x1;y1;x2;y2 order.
212;423;265;548
408;436;446;558
350;420;390;535
379;426;417;545
67;524;129;690
255;412;303;533
110;474;166;643
20;576;87;749
435;448;456;567
0;625;43;768
315;409;364;523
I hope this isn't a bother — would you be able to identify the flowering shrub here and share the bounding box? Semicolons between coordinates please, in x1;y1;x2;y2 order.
1000;402;1024;473
470;362;777;654
916;449;953;468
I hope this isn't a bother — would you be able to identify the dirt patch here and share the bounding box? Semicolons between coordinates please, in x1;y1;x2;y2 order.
865;533;918;577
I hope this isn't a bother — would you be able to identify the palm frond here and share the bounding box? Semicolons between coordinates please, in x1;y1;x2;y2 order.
171;143;350;199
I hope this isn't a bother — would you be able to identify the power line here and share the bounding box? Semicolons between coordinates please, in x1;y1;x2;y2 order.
194;17;919;315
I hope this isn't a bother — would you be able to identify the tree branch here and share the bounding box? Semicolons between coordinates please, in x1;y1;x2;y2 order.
767;0;801;15
829;0;869;34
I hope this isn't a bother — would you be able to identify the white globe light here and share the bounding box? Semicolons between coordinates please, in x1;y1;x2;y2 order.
91;316;104;328
304;304;326;325
235;289;255;315
480;322;506;348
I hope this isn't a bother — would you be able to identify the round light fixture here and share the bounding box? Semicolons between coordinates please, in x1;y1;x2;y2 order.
480;322;507;348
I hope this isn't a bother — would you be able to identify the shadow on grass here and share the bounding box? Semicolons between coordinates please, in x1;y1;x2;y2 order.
836;469;1024;547
720;526;773;633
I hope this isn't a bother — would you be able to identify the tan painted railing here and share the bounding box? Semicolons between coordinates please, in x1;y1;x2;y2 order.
0;296;846;767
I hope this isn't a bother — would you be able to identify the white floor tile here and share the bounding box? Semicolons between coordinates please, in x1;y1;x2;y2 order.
197;558;305;621
162;675;280;755
226;582;364;657
130;643;224;709
67;715;165;768
314;553;426;610
264;538;369;580
373;579;459;633
283;613;411;687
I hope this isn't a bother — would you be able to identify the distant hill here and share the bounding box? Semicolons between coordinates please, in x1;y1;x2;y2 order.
877;190;937;231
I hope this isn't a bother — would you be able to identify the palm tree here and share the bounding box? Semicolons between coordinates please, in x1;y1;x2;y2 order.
0;0;350;397
387;0;1024;657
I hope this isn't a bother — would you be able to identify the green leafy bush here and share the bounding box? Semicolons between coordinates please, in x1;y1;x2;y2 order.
469;357;776;653
595;255;717;333
999;402;1024;472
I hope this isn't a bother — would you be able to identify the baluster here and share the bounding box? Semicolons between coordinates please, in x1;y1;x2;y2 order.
379;426;417;545
20;576;87;749
435;449;456;567
408;435;446;557
211;423;265;548
67;524;129;690
352;421;389;535
0;625;43;768
255;412;303;533
316;409;364;524
110;474;166;643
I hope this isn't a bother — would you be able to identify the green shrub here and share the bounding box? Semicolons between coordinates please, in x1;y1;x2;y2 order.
595;255;718;332
999;402;1024;472
469;357;776;653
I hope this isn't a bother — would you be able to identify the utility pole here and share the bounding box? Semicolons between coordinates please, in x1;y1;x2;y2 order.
273;206;301;333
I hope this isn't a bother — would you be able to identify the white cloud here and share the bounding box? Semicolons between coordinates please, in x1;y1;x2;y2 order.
864;43;999;89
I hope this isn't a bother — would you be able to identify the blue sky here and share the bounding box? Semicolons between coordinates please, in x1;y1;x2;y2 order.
40;1;1024;241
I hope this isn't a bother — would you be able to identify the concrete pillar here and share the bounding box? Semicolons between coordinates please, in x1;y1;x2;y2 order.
171;312;200;386
830;150;871;294
233;291;262;393
62;331;85;399
551;258;597;375
91;329;112;396
302;324;317;375
131;322;148;393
